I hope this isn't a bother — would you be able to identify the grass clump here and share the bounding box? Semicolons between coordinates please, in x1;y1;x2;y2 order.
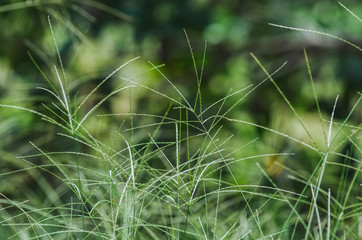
0;4;361;240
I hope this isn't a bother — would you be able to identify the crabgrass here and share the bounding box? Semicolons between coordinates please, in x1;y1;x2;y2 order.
0;2;361;240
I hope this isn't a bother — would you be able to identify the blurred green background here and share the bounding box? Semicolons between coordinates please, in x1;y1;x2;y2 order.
0;0;361;221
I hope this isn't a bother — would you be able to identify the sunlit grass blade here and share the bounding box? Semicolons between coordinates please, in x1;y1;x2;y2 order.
225;117;318;152
338;2;362;23
269;23;362;51
74;56;140;116
75;85;135;131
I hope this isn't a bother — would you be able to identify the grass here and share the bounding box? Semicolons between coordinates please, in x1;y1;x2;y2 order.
0;2;361;240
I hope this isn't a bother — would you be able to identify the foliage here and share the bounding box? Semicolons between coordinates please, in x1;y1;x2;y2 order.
0;1;361;239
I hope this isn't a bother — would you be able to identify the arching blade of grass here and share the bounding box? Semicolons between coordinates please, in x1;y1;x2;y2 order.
74;56;140;117
225;117;318;152
37;87;65;108
338;2;362;23
268;23;362;52
0;104;69;131
75;85;136;131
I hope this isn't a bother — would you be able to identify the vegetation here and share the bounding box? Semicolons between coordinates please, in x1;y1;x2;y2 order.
0;1;360;239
